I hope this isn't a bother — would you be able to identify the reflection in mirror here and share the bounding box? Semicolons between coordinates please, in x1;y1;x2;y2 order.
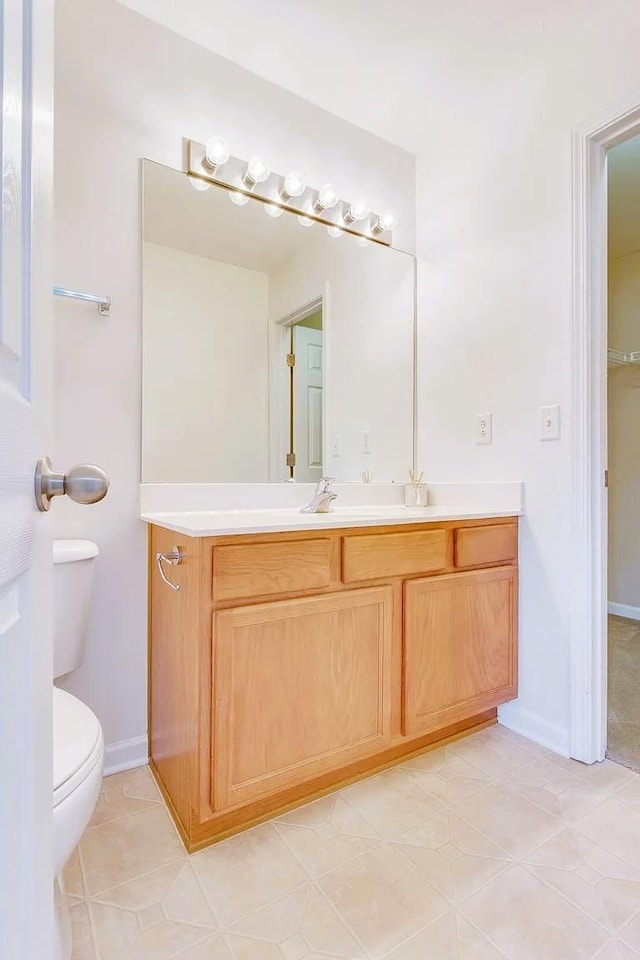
141;160;415;483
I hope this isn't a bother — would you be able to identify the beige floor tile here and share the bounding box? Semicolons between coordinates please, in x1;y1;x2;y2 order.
191;823;308;927
454;782;564;858
340;768;443;840
92;860;218;929
528;863;640;933
318;844;449;958
172;937;234;959
63;847;86;900
444;729;534;778
274;794;381;878
525;829;640;881
385;911;507;959
576;797;640;867
399;750;495;806
70;901;97;960
463;864;609;959
393;810;511;902
90;766;162;828
548;756;637;794
80;805;185;896
227;885;365;958
596;941;640;959
613;776;640;800
620;912;640;953
89;899;213;960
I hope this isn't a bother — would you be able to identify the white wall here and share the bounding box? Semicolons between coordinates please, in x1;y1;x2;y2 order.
608;251;640;610
142;242;269;482
415;7;640;754
53;0;415;762
269;238;414;483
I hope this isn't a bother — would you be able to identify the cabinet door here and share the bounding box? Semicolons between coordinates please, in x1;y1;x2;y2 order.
213;587;393;809
404;568;517;735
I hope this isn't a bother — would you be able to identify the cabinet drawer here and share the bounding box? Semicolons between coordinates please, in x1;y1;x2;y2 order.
342;529;447;583
213;538;333;602
454;524;517;569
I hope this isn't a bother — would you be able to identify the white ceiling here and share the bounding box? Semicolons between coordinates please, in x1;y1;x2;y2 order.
117;0;589;154
608;135;640;259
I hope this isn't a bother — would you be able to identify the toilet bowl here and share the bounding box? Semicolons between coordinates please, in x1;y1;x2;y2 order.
52;539;104;960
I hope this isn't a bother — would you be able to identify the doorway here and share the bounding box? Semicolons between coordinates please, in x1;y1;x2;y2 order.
606;133;640;770
571;95;640;765
289;308;324;483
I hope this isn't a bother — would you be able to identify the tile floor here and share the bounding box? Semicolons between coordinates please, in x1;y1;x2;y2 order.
64;725;640;960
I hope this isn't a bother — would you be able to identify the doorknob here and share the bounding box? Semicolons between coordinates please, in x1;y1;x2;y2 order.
34;457;110;512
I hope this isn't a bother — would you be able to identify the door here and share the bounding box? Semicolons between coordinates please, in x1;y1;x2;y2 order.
213;587;393;808
293;324;323;483
0;2;54;957
404;568;517;735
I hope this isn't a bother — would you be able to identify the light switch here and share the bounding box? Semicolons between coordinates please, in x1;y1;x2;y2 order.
362;431;372;454
540;405;560;441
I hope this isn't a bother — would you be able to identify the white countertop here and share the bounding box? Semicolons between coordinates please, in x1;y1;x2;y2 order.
140;504;521;537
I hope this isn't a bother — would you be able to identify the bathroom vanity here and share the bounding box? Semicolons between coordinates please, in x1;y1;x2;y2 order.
140;156;519;851
146;509;518;851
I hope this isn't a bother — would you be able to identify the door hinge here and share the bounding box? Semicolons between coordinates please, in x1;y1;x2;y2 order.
286;353;296;367
286;452;296;467
605;469;609;488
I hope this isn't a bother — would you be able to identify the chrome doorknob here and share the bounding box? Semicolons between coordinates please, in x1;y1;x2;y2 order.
34;457;110;512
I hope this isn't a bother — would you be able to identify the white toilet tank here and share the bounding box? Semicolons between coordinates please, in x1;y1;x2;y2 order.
53;539;99;680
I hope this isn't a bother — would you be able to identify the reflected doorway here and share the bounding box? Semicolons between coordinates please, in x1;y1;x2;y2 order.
288;306;323;482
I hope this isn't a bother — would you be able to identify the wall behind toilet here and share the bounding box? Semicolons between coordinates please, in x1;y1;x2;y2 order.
53;0;415;769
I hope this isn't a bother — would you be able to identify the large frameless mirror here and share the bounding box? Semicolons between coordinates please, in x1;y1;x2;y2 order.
141;159;416;483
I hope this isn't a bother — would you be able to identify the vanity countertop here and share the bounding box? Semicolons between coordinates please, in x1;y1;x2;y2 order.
140;504;521;537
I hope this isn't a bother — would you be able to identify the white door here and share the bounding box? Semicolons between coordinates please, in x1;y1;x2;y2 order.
0;1;54;957
293;324;323;483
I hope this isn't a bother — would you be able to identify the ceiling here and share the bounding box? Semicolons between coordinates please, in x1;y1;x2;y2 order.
117;0;590;154
608;135;640;259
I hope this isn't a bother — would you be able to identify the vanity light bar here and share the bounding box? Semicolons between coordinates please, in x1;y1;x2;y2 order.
186;138;395;246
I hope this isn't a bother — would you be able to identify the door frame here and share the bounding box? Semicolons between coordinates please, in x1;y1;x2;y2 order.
268;290;328;481
570;91;640;763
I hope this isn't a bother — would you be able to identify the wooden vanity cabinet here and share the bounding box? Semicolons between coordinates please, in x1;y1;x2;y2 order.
149;516;518;851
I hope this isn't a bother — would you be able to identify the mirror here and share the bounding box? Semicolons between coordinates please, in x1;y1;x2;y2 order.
141;160;415;483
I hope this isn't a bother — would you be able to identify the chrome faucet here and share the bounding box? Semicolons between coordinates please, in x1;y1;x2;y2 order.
301;477;337;514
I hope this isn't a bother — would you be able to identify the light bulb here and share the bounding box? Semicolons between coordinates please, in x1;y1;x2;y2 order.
373;212;397;232
229;190;249;206
281;171;306;200
327;226;343;239
345;198;370;223
244;155;270;186
264;203;284;218
204;135;230;168
189;177;210;192
297;215;314;227
357;235;372;247
315;184;340;211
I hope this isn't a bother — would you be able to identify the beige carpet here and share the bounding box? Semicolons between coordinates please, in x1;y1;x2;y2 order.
607;614;640;771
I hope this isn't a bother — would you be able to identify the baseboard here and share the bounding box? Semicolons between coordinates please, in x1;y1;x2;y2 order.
103;735;149;776
608;601;640;621
498;702;570;757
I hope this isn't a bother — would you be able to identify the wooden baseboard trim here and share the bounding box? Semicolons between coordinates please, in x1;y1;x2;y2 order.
178;709;496;853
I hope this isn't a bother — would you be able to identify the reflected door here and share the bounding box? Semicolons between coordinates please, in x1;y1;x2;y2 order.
293;325;323;482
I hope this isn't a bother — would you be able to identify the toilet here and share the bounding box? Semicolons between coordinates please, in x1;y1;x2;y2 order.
52;539;104;960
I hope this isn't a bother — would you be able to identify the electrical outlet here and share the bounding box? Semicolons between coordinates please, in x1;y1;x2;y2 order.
362;430;372;454
331;435;342;457
540;404;560;441
476;413;492;445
